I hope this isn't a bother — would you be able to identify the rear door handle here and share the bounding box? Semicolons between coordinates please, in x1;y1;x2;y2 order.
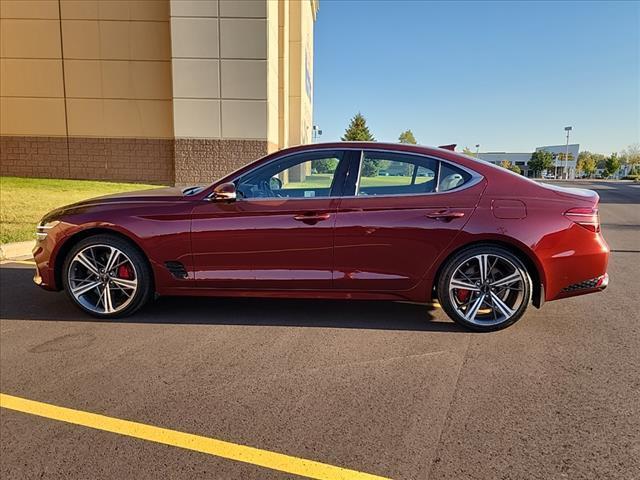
293;213;331;224
426;210;465;221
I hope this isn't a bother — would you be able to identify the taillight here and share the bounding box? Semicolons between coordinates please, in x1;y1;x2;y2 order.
564;207;600;232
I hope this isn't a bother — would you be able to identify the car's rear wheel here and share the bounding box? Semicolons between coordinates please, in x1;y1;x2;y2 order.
437;245;532;331
62;234;153;318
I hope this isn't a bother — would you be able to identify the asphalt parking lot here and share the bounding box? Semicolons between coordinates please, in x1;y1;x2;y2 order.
1;180;639;479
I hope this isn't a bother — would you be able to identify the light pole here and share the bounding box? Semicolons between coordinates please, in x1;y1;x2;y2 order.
475;144;480;157
312;125;322;142
564;126;572;179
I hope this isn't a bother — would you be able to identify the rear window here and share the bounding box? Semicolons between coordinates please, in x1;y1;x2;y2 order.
438;163;472;192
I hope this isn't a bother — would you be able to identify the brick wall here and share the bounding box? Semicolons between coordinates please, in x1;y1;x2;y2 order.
0;137;70;179
174;139;269;186
67;138;174;184
1;136;271;186
1;136;174;185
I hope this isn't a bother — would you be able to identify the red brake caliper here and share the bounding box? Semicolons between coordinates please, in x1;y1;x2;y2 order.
455;289;471;303
117;264;134;280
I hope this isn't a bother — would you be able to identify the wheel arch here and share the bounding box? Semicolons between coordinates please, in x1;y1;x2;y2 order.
53;227;154;292
431;238;546;308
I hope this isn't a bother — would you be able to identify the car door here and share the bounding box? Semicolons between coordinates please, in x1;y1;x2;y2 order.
333;149;485;292
191;149;348;290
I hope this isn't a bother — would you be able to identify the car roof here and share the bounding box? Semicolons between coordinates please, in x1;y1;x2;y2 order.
201;140;537;197
281;141;451;156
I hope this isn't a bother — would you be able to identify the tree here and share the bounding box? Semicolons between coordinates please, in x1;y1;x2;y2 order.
577;151;597;178
361;157;382;177
398;129;417;144
604;153;622;178
528;150;554;177
312;158;338;174
462;147;476;157
499;160;521;175
592;153;606;170
341;112;375;141
620;143;640;175
342;113;378;175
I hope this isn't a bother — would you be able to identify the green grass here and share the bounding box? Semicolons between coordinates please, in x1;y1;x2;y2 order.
359;175;433;187
0;177;162;244
286;173;434;190
286;173;333;189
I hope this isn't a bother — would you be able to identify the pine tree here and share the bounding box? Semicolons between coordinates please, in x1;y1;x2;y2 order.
341;113;375;141
398;129;417;144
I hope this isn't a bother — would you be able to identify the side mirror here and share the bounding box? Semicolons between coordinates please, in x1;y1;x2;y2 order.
269;176;282;191
210;182;237;202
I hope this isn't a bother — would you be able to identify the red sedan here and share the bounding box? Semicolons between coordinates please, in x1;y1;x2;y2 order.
33;142;609;331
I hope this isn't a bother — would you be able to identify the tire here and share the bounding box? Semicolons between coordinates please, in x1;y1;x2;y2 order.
62;234;154;318
437;245;532;332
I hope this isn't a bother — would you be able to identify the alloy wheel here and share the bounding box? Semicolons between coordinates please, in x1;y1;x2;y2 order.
448;253;525;326
67;244;138;315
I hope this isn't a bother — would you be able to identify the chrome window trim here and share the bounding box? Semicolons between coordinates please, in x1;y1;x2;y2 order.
352;148;484;199
208;147;484;202
354;150;364;196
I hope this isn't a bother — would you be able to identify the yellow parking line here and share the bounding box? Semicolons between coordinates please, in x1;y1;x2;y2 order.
0;393;389;480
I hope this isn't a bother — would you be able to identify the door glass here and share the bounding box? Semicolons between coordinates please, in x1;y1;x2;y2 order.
438;162;471;192
357;152;437;196
237;152;343;199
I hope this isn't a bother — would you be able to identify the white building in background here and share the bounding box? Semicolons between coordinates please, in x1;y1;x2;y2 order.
477;144;580;178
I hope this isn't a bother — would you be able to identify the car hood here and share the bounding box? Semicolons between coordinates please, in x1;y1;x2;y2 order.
40;187;188;223
88;186;186;202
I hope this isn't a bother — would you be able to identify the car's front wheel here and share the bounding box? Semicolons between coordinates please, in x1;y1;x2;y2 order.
62;234;153;318
437;245;532;331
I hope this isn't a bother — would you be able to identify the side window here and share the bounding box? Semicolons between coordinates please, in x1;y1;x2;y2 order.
236;151;344;199
356;151;437;196
438;162;471;192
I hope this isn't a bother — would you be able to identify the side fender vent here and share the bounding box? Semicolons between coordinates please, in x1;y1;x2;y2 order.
164;261;188;279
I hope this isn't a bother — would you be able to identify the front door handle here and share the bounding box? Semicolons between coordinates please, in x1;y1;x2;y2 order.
293;213;331;224
426;210;465;221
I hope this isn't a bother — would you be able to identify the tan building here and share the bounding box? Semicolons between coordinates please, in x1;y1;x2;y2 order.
0;0;318;185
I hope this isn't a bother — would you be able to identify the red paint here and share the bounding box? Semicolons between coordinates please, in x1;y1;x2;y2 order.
33;142;609;306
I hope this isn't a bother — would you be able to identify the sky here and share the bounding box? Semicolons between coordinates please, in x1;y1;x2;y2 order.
312;0;639;154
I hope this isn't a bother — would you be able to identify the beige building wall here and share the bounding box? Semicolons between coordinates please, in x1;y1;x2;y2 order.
170;0;273;184
1;0;174;182
1;0;318;185
0;1;66;138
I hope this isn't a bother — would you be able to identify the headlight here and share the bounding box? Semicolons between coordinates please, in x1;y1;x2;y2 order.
36;220;60;240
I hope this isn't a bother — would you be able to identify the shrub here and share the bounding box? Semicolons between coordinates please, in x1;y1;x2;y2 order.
361;158;381;177
312;158;338;174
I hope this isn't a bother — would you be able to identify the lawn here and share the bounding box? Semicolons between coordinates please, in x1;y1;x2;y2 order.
0;177;162;244
286;173;433;189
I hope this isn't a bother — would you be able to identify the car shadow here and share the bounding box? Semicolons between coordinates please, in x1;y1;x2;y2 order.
0;266;465;333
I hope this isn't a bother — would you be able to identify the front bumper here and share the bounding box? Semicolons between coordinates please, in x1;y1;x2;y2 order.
32;240;59;291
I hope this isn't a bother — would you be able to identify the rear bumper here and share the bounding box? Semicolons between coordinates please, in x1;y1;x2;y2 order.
554;273;608;300
541;227;610;301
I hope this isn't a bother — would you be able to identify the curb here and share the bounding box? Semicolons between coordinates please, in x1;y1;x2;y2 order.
0;240;35;261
